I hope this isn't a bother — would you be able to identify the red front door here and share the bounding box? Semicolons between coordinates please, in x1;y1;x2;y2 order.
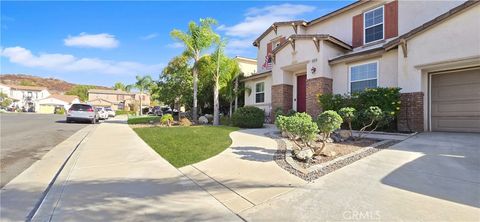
297;75;307;113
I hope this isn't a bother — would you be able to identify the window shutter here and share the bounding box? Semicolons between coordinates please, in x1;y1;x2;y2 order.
352;14;363;48
385;0;398;39
267;42;272;55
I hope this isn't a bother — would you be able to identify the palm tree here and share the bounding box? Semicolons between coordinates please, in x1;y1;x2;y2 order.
131;75;153;115
113;82;127;91
220;63;243;117
171;18;218;122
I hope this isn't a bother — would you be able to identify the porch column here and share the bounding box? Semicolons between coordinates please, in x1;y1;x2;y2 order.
271;84;293;113
306;77;332;118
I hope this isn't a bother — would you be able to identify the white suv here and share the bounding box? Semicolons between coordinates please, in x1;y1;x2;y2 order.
66;104;99;124
96;107;109;120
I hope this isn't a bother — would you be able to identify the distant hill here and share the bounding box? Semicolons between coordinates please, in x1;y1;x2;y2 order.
0;74;110;94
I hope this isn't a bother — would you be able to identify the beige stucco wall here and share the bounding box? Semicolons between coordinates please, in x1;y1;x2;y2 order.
398;4;480;93
331;49;399;94
237;59;257;77
244;75;272;115
398;0;465;35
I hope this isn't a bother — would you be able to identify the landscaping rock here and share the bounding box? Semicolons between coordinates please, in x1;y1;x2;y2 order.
205;114;213;123
198;116;208;124
293;148;314;161
331;133;343;142
281;131;289;138
338;130;352;139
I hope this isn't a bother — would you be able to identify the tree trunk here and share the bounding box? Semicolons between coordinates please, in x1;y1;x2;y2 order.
139;88;143;116
234;77;238;111
192;57;199;123
213;78;220;125
229;101;233;117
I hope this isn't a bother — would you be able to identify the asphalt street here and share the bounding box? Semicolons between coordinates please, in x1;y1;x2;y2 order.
0;113;88;187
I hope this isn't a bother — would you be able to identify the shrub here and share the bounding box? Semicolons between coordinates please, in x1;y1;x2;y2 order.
274;107;284;119
220;116;231;126
338;107;356;135
275;115;289;132
179;117;192;126
161;114;174;126
127;116;160;124
55;107;66;115
231;106;265;128
116;110;136;116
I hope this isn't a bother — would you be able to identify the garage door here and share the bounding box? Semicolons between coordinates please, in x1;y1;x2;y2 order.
431;67;480;132
39;105;55;114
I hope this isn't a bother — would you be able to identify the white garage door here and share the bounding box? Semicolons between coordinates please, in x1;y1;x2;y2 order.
431;67;480;132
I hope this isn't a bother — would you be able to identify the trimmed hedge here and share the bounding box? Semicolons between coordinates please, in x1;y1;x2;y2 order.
231;106;265;128
127;116;160;124
116;110;136;116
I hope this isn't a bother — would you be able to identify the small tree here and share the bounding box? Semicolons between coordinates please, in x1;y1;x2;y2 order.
316;111;343;155
338;107;356;137
357;106;384;139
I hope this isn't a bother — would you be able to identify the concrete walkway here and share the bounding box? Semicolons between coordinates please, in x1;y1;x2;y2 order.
240;132;480;221
26;118;239;221
179;127;307;214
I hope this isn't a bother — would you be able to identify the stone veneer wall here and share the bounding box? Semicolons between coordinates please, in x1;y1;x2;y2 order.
271;84;293;114
397;92;424;132
306;77;333;118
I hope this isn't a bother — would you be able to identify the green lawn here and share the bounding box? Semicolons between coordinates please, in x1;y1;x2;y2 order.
133;126;239;167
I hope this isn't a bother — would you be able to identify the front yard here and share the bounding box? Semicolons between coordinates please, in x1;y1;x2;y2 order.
133;126;238;167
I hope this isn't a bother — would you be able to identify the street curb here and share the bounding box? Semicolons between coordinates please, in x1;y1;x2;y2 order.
0;125;95;222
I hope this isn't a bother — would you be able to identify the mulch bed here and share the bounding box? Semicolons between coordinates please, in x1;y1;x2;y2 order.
267;132;400;182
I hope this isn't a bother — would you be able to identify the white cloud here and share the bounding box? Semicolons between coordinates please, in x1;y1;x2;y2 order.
219;4;315;56
1;46;163;75
64;32;119;49
166;42;184;49
141;33;158;40
220;4;315;38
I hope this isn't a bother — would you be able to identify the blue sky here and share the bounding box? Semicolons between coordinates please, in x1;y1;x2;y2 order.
1;1;353;87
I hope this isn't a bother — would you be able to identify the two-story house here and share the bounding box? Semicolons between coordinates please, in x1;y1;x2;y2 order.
0;83;51;111
87;89;151;111
243;0;479;133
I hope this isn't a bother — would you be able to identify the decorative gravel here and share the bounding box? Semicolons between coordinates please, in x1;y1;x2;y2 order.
266;132;400;182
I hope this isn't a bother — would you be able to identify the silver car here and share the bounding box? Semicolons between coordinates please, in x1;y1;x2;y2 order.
66;103;99;124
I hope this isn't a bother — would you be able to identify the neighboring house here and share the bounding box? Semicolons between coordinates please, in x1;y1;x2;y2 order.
235;56;257;78
0;83;50;111
243;0;480;133
87;89;151;111
37;94;80;113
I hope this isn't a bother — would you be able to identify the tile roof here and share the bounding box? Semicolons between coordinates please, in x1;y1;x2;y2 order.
47;94;79;103
88;89;134;95
7;85;47;91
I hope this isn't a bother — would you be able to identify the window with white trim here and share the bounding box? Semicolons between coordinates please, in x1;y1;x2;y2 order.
255;82;265;103
364;6;384;44
350;62;378;92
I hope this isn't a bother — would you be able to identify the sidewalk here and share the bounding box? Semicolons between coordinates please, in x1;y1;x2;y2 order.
29;118;239;221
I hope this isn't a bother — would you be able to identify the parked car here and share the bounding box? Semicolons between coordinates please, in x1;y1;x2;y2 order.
96;107;109;120
152;106;163;116
105;107;115;117
66;104;99;124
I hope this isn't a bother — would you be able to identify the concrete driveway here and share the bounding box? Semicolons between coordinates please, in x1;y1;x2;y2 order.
240;132;480;221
